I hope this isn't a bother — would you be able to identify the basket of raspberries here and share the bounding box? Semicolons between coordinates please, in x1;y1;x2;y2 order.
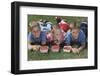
63;46;72;53
51;44;60;52
40;45;49;53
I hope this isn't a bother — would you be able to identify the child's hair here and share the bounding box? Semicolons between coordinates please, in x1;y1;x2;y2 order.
70;21;81;31
70;21;76;28
53;24;60;29
71;26;80;31
55;16;62;23
53;25;64;42
29;21;40;31
51;25;60;33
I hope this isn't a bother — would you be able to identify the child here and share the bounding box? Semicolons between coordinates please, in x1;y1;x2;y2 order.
48;25;64;45
55;16;70;33
39;20;53;33
28;21;47;51
80;19;88;39
64;27;86;53
53;27;64;45
47;25;64;52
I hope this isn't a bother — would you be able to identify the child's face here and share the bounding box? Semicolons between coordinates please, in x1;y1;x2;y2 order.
54;30;63;44
54;30;61;39
32;27;40;38
71;29;80;39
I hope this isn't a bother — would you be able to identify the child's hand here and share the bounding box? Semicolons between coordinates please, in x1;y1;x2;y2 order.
63;46;72;52
72;48;80;53
32;45;40;51
28;45;33;50
54;40;60;45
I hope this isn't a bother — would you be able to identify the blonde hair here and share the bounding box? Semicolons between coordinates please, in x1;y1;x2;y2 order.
29;21;40;31
52;25;63;41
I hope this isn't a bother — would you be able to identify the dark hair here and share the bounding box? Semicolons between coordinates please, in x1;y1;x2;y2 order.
55;17;62;23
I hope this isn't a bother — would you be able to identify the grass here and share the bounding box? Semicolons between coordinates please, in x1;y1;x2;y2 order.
28;15;87;27
28;48;88;61
28;15;88;61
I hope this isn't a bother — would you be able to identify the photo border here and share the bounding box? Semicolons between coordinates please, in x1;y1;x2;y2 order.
11;1;98;74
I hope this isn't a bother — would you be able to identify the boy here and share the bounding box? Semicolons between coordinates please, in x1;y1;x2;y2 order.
64;27;86;53
28;22;47;51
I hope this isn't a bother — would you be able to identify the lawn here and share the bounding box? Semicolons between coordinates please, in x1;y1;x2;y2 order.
28;48;88;61
28;15;87;27
28;15;88;61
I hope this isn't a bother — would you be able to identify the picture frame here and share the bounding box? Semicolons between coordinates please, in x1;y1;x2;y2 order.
11;1;98;74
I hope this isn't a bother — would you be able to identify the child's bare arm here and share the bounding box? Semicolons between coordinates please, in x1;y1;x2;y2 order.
72;44;85;53
78;43;85;51
28;41;40;50
71;43;85;53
